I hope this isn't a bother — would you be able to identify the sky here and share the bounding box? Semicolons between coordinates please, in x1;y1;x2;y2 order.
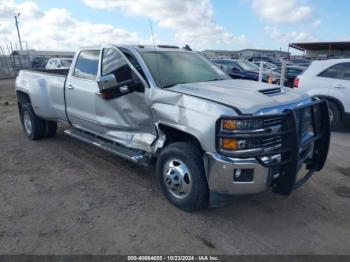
0;0;349;54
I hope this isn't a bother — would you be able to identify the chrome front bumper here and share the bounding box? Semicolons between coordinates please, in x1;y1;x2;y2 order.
205;152;273;195
205;99;330;196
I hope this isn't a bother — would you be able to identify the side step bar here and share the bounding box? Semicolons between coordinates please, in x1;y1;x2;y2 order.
64;129;149;165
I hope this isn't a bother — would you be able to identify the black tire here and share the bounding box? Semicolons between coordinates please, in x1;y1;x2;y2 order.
327;100;341;129
45;120;57;138
20;103;46;140
156;142;209;211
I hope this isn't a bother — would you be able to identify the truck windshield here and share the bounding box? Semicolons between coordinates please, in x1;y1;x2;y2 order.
140;51;229;88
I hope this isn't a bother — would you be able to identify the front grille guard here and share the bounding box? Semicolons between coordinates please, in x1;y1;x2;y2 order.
216;99;331;195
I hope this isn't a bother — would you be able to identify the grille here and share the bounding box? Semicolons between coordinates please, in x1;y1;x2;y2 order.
261;106;314;154
262;136;283;149
259;87;283;96
264;117;282;128
263;117;283;151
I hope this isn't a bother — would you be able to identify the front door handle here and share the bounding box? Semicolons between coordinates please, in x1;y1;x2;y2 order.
334;84;346;89
67;84;75;89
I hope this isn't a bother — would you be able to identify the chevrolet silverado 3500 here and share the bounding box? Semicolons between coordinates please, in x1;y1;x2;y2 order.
15;45;330;211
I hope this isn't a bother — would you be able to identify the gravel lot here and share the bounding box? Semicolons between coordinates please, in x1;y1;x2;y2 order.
0;78;349;255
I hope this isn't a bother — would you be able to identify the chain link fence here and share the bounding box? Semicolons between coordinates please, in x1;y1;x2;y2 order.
0;42;31;79
0;56;17;79
0;41;74;79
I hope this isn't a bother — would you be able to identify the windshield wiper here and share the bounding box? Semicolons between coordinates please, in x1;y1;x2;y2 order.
163;79;223;88
162;82;189;88
162;84;177;88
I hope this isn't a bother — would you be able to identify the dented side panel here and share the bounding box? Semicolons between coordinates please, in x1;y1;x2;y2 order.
92;88;157;152
149;87;237;152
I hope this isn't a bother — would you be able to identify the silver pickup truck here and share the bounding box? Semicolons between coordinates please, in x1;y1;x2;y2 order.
15;45;330;211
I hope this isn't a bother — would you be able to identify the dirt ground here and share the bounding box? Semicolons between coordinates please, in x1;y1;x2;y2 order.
0;78;349;255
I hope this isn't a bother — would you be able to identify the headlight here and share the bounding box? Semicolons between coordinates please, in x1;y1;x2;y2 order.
219;119;264;152
221;119;264;130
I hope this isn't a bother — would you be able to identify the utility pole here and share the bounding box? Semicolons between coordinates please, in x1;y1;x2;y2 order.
14;13;23;51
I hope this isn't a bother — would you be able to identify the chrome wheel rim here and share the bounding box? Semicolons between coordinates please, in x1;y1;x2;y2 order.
163;159;192;199
23;111;32;135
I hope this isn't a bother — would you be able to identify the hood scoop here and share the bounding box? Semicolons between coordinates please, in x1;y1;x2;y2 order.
259;87;284;96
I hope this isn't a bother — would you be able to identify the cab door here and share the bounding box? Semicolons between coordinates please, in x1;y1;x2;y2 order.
65;49;101;132
94;47;157;150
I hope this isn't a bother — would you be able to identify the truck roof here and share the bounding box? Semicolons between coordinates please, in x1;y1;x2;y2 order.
78;44;193;52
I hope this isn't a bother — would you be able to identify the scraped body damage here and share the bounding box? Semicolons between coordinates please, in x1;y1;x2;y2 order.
149;88;236;153
92;89;157;152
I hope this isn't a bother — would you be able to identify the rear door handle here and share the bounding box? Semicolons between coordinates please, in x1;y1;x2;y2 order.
67;84;75;89
334;84;346;89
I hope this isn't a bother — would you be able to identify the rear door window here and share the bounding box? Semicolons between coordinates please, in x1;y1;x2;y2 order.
319;63;346;79
343;63;350;80
73;50;100;80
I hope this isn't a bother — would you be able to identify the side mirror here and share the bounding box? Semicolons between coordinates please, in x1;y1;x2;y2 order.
232;67;240;73
97;74;118;92
57;64;61;68
97;72;144;96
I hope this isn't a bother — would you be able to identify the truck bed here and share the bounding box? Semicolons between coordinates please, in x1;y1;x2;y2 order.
26;68;69;76
16;69;68;122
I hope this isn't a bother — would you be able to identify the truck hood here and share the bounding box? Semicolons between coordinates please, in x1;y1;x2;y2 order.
167;79;309;114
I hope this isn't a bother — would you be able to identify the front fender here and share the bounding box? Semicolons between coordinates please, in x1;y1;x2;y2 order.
149;88;237;152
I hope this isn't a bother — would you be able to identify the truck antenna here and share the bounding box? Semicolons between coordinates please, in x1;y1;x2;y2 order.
149;18;161;85
149;19;156;49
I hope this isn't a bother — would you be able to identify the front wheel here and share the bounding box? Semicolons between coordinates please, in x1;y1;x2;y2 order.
156;142;209;211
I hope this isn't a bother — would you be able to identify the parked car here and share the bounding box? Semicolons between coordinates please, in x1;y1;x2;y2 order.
273;66;306;88
294;59;350;127
252;61;278;72
288;58;311;67
45;57;73;69
247;56;282;67
15;44;330;211
31;57;48;69
211;59;280;84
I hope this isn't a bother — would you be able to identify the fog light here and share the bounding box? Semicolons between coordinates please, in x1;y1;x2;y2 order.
233;168;254;182
235;168;242;178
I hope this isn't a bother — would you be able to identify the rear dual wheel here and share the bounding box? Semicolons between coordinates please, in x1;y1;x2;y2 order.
20;103;57;140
